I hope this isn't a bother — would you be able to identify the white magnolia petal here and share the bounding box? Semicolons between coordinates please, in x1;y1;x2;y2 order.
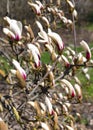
74;76;81;86
27;43;41;67
28;101;35;108
33;51;40;67
10;21;22;40
10;69;17;75
36;21;43;31
61;16;68;23
64;102;71;109
67;47;75;56
39;102;46;113
72;9;78;19
66;0;74;9
82;68;88;74
45;44;53;54
74;84;82;100
38;39;47;43
0;117;3;122
62;104;68;114
85;73;90;81
16;21;22;35
45;96;53;114
41;122;50;130
3;28;15;39
65;125;74;130
38;30;49;43
36;0;43;9
4;16;11;24
28;2;41;15
41;16;50;27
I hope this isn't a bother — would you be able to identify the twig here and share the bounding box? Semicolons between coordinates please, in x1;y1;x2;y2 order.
55;63;93;82
7;0;10;15
72;0;77;53
29;55;61;96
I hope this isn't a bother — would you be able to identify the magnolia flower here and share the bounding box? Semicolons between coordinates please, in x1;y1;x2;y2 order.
61;79;76;97
12;59;26;80
48;29;64;52
45;96;54;115
3;16;22;41
27;43;41;68
0;117;8;130
80;40;91;61
28;1;42;15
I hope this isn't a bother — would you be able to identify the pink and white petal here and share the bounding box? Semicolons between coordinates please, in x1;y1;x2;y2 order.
32;51;40;67
12;59;26;80
10;21;22;39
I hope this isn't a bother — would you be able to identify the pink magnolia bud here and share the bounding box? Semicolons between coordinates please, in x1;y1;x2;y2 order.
12;59;26;80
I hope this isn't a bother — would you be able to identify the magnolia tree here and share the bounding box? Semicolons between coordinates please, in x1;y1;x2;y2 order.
0;0;93;130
